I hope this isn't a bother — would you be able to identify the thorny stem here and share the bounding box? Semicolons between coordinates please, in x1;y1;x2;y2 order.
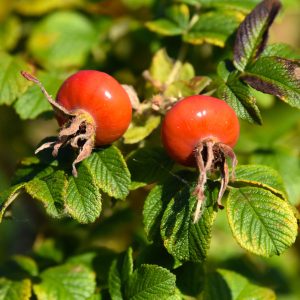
21;71;96;177
193;139;237;223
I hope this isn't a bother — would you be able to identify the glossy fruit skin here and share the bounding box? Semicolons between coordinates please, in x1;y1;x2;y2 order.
56;70;132;146
161;95;240;166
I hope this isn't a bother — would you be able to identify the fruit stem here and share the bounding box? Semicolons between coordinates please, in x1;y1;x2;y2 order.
21;71;74;119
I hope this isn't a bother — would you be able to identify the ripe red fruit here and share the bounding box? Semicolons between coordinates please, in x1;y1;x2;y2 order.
161;95;240;222
21;70;132;176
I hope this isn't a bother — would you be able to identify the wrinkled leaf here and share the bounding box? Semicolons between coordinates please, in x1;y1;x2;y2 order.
65;164;101;224
143;171;195;240
227;186;298;256
25;171;67;218
232;164;287;200
127;147;174;189
261;43;300;60
233;0;281;71
125;264;176;300
161;183;217;262
242;57;300;109
250;149;300;205
84;146;131;199
217;66;262;124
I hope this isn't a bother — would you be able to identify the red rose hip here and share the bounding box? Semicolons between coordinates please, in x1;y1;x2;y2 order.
161;95;240;222
21;70;132;176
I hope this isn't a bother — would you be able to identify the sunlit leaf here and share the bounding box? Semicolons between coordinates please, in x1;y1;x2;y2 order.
33;264;96;300
28;11;97;70
65;164;101;224
25;171;67;218
125;264;176;299
242;57;300;109
124;115;161;144
227;186;298;256
184;10;242;47
203;269;275;300
84;146;131;199
0;16;21;51
0;278;31;300
217;65;262;124
0;52;32;105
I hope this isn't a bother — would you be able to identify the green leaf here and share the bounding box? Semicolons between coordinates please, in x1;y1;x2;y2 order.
0;16;21;51
0;184;24;222
12;156;56;186
0;52;32;105
33;238;64;263
203;268;275;300
242;57;300;109
146;19;184;36
232;164;287;200
165;76;212;99
108;248;133;300
250;149;300;205
14;0;82;16
25;171;67;218
65;163;101;224
10;255;39;277
146;4;190;36
166;4;190;29
84;146;131;199
233;0;281;71
14;71;64;120
261;43;300;60
0;278;31;300
148;49;173;84
161;183;217;262
124;115;161;144
184;10;242;47
127;147;174;189
174;262;204;297
33;264;96;300
125;264;176;300
227;186;298;256
217;66;262;124
143;171;195;240
181;0;261;13
27;11;97;70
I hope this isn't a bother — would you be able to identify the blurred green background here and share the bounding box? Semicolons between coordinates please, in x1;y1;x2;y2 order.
0;0;299;299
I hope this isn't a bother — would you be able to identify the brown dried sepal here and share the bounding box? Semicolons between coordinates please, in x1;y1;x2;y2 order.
193;138;237;223
21;71;96;177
